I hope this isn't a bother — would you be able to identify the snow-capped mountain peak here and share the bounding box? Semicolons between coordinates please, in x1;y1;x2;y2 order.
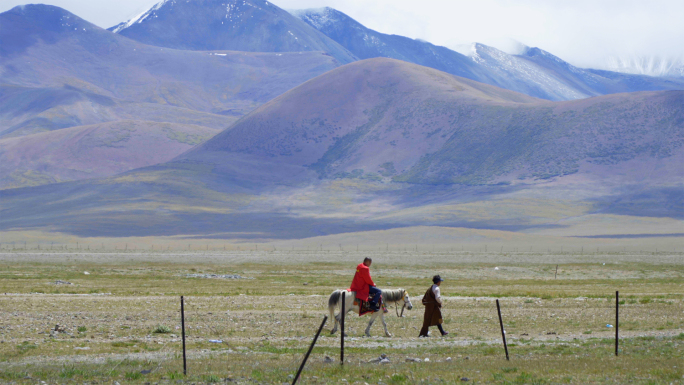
111;0;172;33
110;0;278;35
105;0;356;63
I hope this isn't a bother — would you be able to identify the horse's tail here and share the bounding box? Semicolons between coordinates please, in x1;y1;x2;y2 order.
328;290;342;309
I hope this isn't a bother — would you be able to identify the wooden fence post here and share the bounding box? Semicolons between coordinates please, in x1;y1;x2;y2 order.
341;292;345;365
496;299;509;360
615;291;619;356
181;296;187;375
292;316;328;384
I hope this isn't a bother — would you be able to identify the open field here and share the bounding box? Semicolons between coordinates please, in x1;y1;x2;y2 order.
1;250;683;384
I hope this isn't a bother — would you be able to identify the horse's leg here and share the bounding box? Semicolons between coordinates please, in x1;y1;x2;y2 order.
330;306;339;334
380;312;391;337
329;292;340;334
365;312;379;337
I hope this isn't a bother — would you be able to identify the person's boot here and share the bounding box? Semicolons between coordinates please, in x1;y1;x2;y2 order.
368;294;380;312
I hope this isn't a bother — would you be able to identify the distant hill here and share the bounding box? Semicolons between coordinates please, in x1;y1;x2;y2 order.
0;4;340;187
2;59;681;239
109;0;356;64
0;120;219;189
0;84;233;139
294;7;684;101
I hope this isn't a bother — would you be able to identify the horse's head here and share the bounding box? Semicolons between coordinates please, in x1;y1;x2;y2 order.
402;290;413;310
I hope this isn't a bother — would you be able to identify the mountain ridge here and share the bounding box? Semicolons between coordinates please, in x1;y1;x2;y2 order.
293;7;684;101
109;0;357;64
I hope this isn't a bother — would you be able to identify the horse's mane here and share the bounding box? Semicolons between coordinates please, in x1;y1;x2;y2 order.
381;288;405;303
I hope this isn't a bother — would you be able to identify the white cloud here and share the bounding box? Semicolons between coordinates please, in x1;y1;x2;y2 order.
1;0;682;69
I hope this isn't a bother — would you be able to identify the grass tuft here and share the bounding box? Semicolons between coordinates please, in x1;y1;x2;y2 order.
0;370;28;380
203;374;221;383
168;371;184;379
153;325;171;334
59;366;85;379
124;371;142;380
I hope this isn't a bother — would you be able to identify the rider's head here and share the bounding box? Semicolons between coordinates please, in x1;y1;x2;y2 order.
363;257;372;267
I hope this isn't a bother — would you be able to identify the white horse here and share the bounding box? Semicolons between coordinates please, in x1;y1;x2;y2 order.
327;288;413;337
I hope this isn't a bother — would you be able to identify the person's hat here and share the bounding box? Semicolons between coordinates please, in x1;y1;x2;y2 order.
432;275;444;284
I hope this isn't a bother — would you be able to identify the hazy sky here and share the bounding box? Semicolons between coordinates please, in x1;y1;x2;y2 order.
1;0;682;69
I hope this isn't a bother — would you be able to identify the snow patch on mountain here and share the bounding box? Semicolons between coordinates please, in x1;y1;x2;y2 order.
461;43;590;100
454;39;528;57
604;55;684;78
289;7;336;30
112;0;173;33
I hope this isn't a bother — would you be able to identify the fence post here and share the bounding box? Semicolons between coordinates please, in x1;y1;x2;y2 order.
341;292;345;365
292;316;327;385
615;291;619;356
181;296;187;375
496;299;509;360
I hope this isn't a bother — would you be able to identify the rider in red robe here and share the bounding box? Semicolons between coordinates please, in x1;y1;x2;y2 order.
349;257;381;311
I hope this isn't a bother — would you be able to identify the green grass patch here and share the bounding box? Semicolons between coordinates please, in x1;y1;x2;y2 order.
203;374;221;383
124;371;142;380
16;342;37;354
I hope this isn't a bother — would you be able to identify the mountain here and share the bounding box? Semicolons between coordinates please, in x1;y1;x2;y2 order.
294;7;684;101
1;5;340;119
0;4;340;187
455;43;593;100
290;7;488;82
181;58;683;186
2;59;681;239
109;0;356;64
180;58;540;185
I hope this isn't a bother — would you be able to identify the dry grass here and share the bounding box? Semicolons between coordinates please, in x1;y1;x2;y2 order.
0;250;683;384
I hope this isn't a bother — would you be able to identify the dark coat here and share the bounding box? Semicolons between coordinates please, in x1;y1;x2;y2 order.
421;285;442;327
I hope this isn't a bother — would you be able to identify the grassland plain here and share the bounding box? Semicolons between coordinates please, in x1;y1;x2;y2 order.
0;250;683;384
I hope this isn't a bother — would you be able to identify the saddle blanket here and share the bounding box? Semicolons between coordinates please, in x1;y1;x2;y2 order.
354;297;387;316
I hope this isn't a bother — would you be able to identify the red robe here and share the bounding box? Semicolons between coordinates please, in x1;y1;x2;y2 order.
349;263;375;301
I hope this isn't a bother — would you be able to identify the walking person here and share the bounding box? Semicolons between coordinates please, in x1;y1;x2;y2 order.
349;257;382;312
419;275;448;337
